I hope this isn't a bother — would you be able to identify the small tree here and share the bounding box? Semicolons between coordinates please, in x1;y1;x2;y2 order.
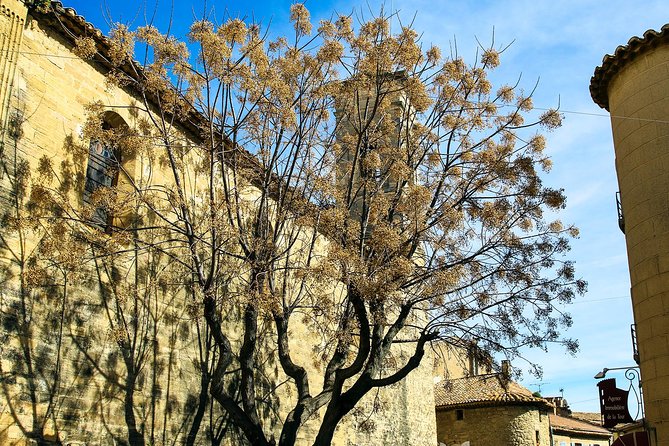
39;4;583;445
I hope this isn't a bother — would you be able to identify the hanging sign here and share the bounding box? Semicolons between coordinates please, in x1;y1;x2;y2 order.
597;378;634;428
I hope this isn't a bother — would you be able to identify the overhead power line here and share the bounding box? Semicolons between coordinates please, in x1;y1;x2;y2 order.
6;49;669;125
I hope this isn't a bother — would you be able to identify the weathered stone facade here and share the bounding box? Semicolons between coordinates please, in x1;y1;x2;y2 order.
0;1;438;445
433;370;551;446
432;341;492;381
591;23;669;446
436;404;550;446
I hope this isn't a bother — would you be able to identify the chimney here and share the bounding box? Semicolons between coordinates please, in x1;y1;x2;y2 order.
500;360;511;391
501;360;511;379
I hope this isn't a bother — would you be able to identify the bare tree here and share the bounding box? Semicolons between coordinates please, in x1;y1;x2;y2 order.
29;4;584;446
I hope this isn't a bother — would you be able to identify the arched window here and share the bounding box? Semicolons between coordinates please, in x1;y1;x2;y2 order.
83;112;126;228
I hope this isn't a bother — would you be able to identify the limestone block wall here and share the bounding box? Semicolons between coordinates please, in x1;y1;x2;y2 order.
0;0;25;132
0;2;439;445
345;346;437;446
435;404;550;446
603;35;669;446
432;341;492;380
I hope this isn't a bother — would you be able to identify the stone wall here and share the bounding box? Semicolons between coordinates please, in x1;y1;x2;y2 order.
346;347;437;446
0;2;438;445
595;28;669;446
436;404;550;446
432;341;492;380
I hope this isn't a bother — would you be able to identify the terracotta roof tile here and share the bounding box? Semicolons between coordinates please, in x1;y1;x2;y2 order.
571;412;604;426
434;374;549;409
590;24;669;110
549;414;612;437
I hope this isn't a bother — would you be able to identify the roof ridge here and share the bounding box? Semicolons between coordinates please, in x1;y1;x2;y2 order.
434;373;550;409
549;414;611;435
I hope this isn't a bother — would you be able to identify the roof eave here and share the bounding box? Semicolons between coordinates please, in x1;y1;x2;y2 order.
436;399;551;411
550;427;611;438
590;23;669;111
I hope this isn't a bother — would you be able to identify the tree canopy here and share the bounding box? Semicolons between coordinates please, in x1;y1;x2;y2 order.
2;3;584;446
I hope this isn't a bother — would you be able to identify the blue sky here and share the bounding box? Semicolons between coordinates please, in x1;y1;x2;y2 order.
60;0;669;414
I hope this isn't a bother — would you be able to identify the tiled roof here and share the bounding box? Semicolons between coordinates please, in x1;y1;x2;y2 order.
434;374;550;409
571;412;604;426
42;2;103;36
590;24;669;110
614;419;645;434
28;2;202;135
30;2;271;187
549;414;612;437
30;2;108;53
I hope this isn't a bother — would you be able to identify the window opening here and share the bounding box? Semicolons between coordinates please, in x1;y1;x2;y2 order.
83;121;121;228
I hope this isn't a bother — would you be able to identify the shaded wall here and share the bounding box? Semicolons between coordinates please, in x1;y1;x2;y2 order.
0;2;438;445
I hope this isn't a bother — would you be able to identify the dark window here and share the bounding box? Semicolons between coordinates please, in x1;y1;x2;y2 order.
469;355;478;375
468;349;479;375
84;137;119;227
455;409;464;420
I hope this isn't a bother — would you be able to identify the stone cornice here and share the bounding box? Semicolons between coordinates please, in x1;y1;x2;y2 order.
590;24;669;111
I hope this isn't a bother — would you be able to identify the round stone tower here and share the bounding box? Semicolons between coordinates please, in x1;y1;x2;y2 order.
591;24;669;446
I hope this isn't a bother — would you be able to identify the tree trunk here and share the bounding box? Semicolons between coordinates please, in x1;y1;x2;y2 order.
124;369;145;446
185;367;209;446
312;378;371;446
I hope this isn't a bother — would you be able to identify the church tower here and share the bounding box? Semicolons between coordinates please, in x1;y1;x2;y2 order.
333;71;416;221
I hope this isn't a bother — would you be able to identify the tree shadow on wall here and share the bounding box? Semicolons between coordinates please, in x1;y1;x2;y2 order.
0;112;94;446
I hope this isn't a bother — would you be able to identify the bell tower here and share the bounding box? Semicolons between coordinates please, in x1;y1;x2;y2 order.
333;71;416;221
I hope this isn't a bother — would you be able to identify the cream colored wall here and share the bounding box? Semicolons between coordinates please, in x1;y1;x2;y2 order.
11;14;140;179
432;341;492;380
0;0;25;132
606;40;669;446
0;9;202;440
551;432;608;446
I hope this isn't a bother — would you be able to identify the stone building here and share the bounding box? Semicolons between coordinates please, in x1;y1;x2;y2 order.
434;367;552;446
432;340;492;380
590;23;669;446
549;414;612;446
0;1;438;445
